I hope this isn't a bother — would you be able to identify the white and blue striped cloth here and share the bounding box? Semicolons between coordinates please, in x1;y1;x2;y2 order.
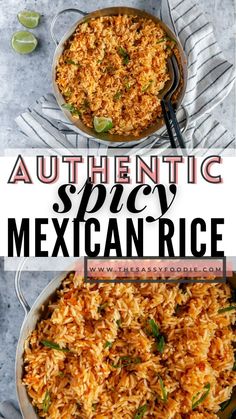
16;0;235;153
0;401;21;419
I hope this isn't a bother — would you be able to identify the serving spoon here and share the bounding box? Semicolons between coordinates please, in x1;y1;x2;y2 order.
159;54;186;150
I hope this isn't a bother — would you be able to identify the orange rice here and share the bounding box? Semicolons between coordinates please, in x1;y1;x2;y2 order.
56;15;178;136
23;273;236;418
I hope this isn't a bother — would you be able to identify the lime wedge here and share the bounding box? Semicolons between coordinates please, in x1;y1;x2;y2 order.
94;116;113;133
17;10;41;29
11;31;38;54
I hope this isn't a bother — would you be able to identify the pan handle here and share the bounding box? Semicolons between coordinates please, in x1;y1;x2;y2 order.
51;8;88;46
15;258;31;317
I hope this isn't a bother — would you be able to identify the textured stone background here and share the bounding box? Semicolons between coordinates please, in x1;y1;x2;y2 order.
0;0;235;406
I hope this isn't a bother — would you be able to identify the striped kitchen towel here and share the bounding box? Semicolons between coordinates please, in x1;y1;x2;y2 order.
16;95;107;155
0;401;21;419
16;0;235;153
161;0;235;151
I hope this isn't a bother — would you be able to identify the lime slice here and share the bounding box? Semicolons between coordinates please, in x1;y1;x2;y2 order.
17;10;41;29
11;31;38;54
94;116;113;133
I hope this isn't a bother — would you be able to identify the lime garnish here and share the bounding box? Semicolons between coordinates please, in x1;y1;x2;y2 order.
61;103;81;117
11;31;38;54
17;10;41;29
93;116;113;133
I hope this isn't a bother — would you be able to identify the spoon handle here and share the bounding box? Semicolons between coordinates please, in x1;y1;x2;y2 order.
166;99;186;149
161;100;176;149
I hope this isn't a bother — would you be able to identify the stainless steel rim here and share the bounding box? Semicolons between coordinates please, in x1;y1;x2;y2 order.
15;267;69;419
15;258;31;317
50;8;88;46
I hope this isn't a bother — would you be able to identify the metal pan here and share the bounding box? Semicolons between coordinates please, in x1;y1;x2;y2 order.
51;7;188;143
15;259;236;418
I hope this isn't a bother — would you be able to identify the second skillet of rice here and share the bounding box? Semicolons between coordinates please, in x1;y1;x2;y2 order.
56;15;179;137
23;273;236;418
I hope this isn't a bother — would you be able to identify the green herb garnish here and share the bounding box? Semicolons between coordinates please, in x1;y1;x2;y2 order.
112;356;141;369
65;59;80;66
92;403;98;411
142;80;153;92
98;303;108;314
147;319;165;354
105;65;116;75
118;47;130;65
148;319;159;338
157;36;177;45
104;341;113;349
218;306;236;314
58;371;65;377
61;103;75;112
134;404;147;419
167;36;177;44
175;304;180;315
159;376;168;402
41;340;69;352
192;383;210;410
156;37;168;44
220;398;232;411
113;91;122;101
116;319;121;328
64;90;72;98
83;99;90;109
42;390;51;413
156;335;165;354
61;103;81;116
125;81;131;90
